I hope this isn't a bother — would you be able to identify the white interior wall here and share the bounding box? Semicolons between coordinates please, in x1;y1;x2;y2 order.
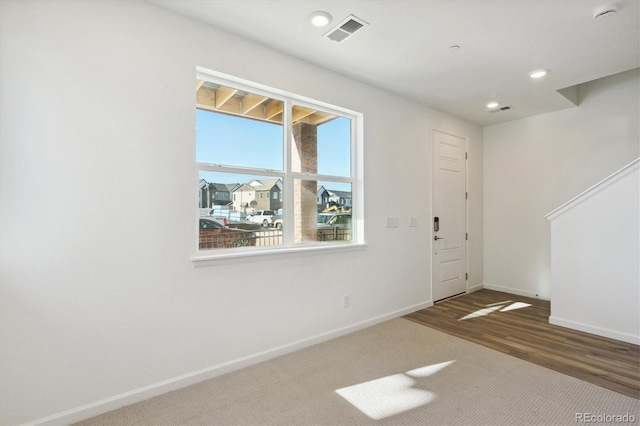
483;68;639;299
0;1;483;424
547;161;639;344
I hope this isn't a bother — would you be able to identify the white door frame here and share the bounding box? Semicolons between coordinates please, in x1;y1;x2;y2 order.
430;127;469;302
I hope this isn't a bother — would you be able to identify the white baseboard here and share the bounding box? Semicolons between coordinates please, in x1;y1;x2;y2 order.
549;316;639;345
468;283;483;293
26;299;433;426
482;283;549;300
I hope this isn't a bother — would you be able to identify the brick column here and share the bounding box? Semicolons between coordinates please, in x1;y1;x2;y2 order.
292;122;317;243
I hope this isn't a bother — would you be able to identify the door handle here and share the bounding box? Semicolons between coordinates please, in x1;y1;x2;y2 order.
434;235;444;240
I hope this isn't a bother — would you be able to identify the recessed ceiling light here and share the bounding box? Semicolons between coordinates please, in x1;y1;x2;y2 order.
529;69;549;79
448;45;461;51
309;11;332;28
486;101;499;109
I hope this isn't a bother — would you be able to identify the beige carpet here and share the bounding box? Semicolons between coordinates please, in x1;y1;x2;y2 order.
76;318;639;425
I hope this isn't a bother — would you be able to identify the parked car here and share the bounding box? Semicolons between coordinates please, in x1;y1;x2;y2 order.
246;210;276;227
317;213;351;229
317;213;352;241
273;213;283;229
208;210;228;226
199;217;257;249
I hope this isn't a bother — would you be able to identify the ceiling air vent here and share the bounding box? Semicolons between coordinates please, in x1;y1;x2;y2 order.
490;105;513;113
324;15;368;43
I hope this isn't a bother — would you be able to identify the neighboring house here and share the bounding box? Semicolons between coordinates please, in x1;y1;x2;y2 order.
229;179;284;213
199;180;238;208
317;186;351;211
211;183;238;205
232;183;257;213
248;179;283;211
199;179;210;209
317;185;330;210
326;189;352;209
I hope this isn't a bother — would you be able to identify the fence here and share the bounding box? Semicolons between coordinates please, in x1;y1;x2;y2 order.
317;227;352;242
200;226;351;250
199;230;257;249
252;227;351;246
255;229;283;246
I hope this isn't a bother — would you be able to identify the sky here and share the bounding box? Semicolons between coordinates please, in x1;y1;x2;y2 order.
196;109;351;191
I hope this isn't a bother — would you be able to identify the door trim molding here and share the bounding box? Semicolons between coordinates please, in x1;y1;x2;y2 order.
430;127;469;302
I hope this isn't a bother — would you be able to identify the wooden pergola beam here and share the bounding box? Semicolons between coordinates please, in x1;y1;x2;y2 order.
266;100;284;119
215;86;237;109
195;81;336;127
242;93;268;114
306;113;337;126
292;106;316;123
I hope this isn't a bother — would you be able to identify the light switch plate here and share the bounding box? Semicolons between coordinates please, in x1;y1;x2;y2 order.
409;217;418;227
385;217;399;228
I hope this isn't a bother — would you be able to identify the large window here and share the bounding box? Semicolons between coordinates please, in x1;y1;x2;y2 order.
195;68;362;254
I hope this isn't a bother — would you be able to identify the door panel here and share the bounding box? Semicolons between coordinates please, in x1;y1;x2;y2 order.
432;130;466;302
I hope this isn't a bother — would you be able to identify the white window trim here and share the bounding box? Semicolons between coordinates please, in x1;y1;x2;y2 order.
193;67;364;261
192;242;368;264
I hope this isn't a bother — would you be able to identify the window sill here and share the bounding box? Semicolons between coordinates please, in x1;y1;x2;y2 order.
191;242;367;264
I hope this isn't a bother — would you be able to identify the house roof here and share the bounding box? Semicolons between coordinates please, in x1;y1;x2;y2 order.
327;189;352;199
233;183;255;193
211;183;239;192
249;178;283;191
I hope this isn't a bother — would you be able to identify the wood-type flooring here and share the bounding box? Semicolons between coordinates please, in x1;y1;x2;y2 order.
404;289;640;399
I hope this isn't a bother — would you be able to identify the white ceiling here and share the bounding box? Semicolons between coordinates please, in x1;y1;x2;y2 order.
149;0;639;126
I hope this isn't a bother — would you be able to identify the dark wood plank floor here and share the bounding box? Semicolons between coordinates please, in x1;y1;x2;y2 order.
403;289;640;399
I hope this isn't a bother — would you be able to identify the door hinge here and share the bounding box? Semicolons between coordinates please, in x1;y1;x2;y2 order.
465;273;468;280
465;192;468;200
465;152;468;160
466;233;468;240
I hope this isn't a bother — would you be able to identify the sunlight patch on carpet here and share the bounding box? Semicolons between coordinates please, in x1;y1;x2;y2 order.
406;360;455;378
335;361;454;420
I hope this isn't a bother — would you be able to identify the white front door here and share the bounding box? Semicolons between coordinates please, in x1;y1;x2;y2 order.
432;130;467;302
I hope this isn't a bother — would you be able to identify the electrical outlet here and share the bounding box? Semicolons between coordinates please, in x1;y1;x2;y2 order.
409;216;418;227
343;295;351;308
